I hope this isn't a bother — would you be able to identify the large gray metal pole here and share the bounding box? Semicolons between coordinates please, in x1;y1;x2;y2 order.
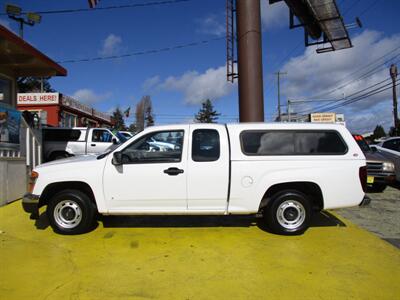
390;64;399;133
236;0;264;122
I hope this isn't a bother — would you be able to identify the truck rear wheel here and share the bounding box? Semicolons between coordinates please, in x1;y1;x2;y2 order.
47;189;96;235
263;190;312;235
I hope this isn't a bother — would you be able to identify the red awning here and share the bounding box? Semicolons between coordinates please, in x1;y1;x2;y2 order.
0;24;67;77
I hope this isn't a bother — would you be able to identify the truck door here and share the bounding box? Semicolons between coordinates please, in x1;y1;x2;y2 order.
87;129;114;154
187;125;230;211
103;126;188;211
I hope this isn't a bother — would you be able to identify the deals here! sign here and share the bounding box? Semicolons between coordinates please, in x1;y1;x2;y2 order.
17;93;59;105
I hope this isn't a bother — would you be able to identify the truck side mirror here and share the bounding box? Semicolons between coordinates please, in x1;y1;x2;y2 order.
112;151;123;165
112;137;118;145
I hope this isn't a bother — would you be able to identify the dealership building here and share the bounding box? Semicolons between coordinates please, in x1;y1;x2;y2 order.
17;92;113;128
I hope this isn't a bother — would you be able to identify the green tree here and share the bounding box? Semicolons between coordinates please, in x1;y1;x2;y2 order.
194;99;220;123
111;107;126;131
128;123;137;133
389;125;400;137
17;77;54;92
372;125;386;140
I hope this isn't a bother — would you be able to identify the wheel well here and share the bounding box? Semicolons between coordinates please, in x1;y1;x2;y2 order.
39;181;96;207
259;182;324;211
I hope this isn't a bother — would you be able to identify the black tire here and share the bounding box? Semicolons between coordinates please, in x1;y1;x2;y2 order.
263;190;312;235
367;183;386;193
46;189;97;235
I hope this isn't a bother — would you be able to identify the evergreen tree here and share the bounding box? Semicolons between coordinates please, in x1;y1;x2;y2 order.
17;77;54;92
194;99;220;123
372;125;386;140
111;107;126;131
145;101;154;127
128;123;137;133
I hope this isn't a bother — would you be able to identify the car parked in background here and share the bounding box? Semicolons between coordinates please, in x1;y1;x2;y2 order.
370;137;400;184
376;137;400;154
353;135;396;192
118;131;134;139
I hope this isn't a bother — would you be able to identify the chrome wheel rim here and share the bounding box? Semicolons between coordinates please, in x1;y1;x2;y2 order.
276;200;305;230
53;200;82;229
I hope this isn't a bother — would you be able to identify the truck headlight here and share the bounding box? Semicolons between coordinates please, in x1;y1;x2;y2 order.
382;162;395;172
28;171;39;193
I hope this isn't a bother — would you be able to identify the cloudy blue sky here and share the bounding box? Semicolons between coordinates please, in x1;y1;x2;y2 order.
1;0;399;133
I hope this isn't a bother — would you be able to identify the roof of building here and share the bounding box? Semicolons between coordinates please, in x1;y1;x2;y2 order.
0;24;67;77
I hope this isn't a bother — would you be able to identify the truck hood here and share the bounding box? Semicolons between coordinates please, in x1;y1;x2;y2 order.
36;154;99;169
364;151;394;164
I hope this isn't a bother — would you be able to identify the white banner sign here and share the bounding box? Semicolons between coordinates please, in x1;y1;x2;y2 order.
17;93;59;105
310;113;336;123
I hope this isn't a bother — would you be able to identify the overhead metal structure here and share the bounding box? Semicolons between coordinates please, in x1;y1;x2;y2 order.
270;0;353;53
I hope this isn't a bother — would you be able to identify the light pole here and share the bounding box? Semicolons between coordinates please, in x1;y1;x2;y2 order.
390;64;399;135
275;71;287;121
5;4;42;39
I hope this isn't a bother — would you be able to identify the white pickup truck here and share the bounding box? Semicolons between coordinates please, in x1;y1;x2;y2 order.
42;127;126;161
23;123;368;235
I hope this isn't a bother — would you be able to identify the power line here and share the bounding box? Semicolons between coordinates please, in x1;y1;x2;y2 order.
302;47;400;100
57;37;224;63
342;0;362;17
303;79;399;114
358;0;381;17
299;77;393;113
0;0;192;16
323;82;396;111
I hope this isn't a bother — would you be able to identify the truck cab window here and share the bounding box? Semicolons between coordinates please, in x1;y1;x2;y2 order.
92;129;112;143
192;129;220;162
121;130;184;163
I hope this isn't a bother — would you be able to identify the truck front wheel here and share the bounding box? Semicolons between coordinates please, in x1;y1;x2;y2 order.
47;189;96;235
263;190;312;235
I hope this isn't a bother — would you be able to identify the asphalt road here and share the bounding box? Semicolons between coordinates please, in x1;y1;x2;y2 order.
336;186;400;249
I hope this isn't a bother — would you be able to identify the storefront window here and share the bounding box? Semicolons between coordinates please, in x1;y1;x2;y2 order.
61;112;78;128
0;77;12;107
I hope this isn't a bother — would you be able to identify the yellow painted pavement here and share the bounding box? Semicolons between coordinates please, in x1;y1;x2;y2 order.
0;201;399;300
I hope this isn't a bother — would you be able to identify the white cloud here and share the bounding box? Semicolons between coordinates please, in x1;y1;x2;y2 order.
261;1;288;30
71;89;112;105
142;75;160;92
152;65;236;105
99;34;122;56
278;30;400;132
197;14;225;37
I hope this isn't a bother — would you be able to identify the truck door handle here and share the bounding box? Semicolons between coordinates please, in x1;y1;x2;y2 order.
91;144;96;146
163;167;184;176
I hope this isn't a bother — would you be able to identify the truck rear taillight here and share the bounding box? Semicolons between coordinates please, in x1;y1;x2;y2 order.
359;166;367;192
28;171;39;193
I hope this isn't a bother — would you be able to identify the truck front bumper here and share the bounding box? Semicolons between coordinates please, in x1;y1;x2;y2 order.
22;193;40;218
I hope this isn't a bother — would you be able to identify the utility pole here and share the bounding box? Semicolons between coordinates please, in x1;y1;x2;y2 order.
236;0;264;122
275;71;287;121
390;64;399;134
